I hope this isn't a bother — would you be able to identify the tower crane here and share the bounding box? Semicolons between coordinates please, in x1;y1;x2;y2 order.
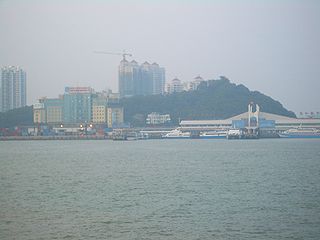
93;50;132;61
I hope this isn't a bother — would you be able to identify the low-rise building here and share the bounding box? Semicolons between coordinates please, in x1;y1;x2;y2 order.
92;96;107;124
33;87;124;129
180;103;320;132
92;105;107;124
33;97;63;124
92;90;124;127
107;105;124;128
33;100;46;124
146;112;171;125
45;98;63;124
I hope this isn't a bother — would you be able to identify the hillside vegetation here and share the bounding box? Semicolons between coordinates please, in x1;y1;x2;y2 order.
0;77;296;128
122;77;296;126
0;106;33;128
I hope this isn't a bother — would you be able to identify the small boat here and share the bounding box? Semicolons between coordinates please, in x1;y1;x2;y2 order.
279;128;320;138
162;129;191;139
227;129;242;139
199;131;227;139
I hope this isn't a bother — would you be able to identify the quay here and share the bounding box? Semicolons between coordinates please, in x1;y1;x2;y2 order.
2;104;319;141
0;135;108;141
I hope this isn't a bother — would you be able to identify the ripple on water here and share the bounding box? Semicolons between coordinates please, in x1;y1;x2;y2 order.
0;139;320;240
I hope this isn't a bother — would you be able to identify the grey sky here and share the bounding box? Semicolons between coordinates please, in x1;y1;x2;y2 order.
0;0;319;113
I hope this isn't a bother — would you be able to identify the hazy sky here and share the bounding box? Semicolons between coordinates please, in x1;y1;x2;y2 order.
1;0;319;113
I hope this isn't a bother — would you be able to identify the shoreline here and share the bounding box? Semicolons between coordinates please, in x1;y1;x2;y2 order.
0;135;109;141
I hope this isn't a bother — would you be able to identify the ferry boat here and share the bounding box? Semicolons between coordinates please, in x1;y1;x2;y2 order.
162;129;191;139
199;131;227;139
279;128;320;138
226;129;242;139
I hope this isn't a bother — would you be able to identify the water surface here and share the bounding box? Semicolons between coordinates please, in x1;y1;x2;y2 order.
1;139;320;239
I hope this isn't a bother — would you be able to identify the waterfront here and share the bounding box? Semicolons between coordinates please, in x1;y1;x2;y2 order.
1;139;320;239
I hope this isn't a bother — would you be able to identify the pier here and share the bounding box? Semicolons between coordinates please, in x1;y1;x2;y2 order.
0;135;108;141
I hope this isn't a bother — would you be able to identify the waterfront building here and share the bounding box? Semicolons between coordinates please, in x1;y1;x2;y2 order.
92;93;108;124
33;97;63;125
146;112;171;125
92;90;123;127
33;99;46;124
92;103;107;124
119;59;165;98
44;98;63;124
63;87;94;124
0;66;26;112
180;103;320;132
166;78;184;94
33;87;124;128
107;104;124;128
105;92;124;128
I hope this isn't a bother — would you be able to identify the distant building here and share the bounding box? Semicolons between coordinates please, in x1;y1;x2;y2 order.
33;97;64;124
166;78;184;94
119;59;135;97
107;105;124;128
298;112;320;119
45;98;63;124
150;63;165;95
63;87;94;124
119;58;165;98
92;97;107;124
33;100;46;124
180;103;320;131
33;87;124;127
187;75;204;91
0;66;26;112
146;112;171;125
92;90;124;127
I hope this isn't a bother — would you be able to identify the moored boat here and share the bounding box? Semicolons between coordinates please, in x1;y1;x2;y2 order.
226;129;242;139
279;128;320;138
199;131;227;139
162;129;191;139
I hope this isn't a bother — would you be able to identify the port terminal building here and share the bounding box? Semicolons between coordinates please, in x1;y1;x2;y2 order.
180;104;320;133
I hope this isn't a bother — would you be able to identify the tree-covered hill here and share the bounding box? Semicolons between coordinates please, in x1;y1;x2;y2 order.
0;77;296;128
122;77;296;126
0;106;33;128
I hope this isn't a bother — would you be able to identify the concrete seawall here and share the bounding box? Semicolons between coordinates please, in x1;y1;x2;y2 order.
0;135;108;141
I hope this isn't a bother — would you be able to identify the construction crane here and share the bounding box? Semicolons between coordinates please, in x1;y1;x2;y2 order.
93;50;132;61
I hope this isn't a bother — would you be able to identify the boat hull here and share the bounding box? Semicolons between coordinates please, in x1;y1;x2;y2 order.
199;135;226;139
279;134;320;139
162;136;190;139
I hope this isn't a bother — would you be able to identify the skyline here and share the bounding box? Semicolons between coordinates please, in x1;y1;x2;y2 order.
1;1;319;113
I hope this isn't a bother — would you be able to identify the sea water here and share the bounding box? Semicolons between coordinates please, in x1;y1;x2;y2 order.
1;139;320;239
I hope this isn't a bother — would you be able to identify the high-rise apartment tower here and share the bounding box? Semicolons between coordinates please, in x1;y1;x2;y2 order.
118;59;165;98
0;66;27;112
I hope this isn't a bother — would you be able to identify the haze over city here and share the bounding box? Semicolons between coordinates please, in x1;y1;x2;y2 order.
0;0;319;113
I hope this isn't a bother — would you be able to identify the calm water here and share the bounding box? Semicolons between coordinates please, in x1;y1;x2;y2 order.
1;139;320;240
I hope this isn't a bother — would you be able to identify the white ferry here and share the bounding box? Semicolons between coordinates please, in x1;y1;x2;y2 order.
199;131;227;139
279;128;320;138
226;129;242;139
163;129;191;139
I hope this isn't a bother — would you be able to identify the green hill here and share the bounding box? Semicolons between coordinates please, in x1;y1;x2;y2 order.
0;77;296;128
0;106;33;128
122;77;296;126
